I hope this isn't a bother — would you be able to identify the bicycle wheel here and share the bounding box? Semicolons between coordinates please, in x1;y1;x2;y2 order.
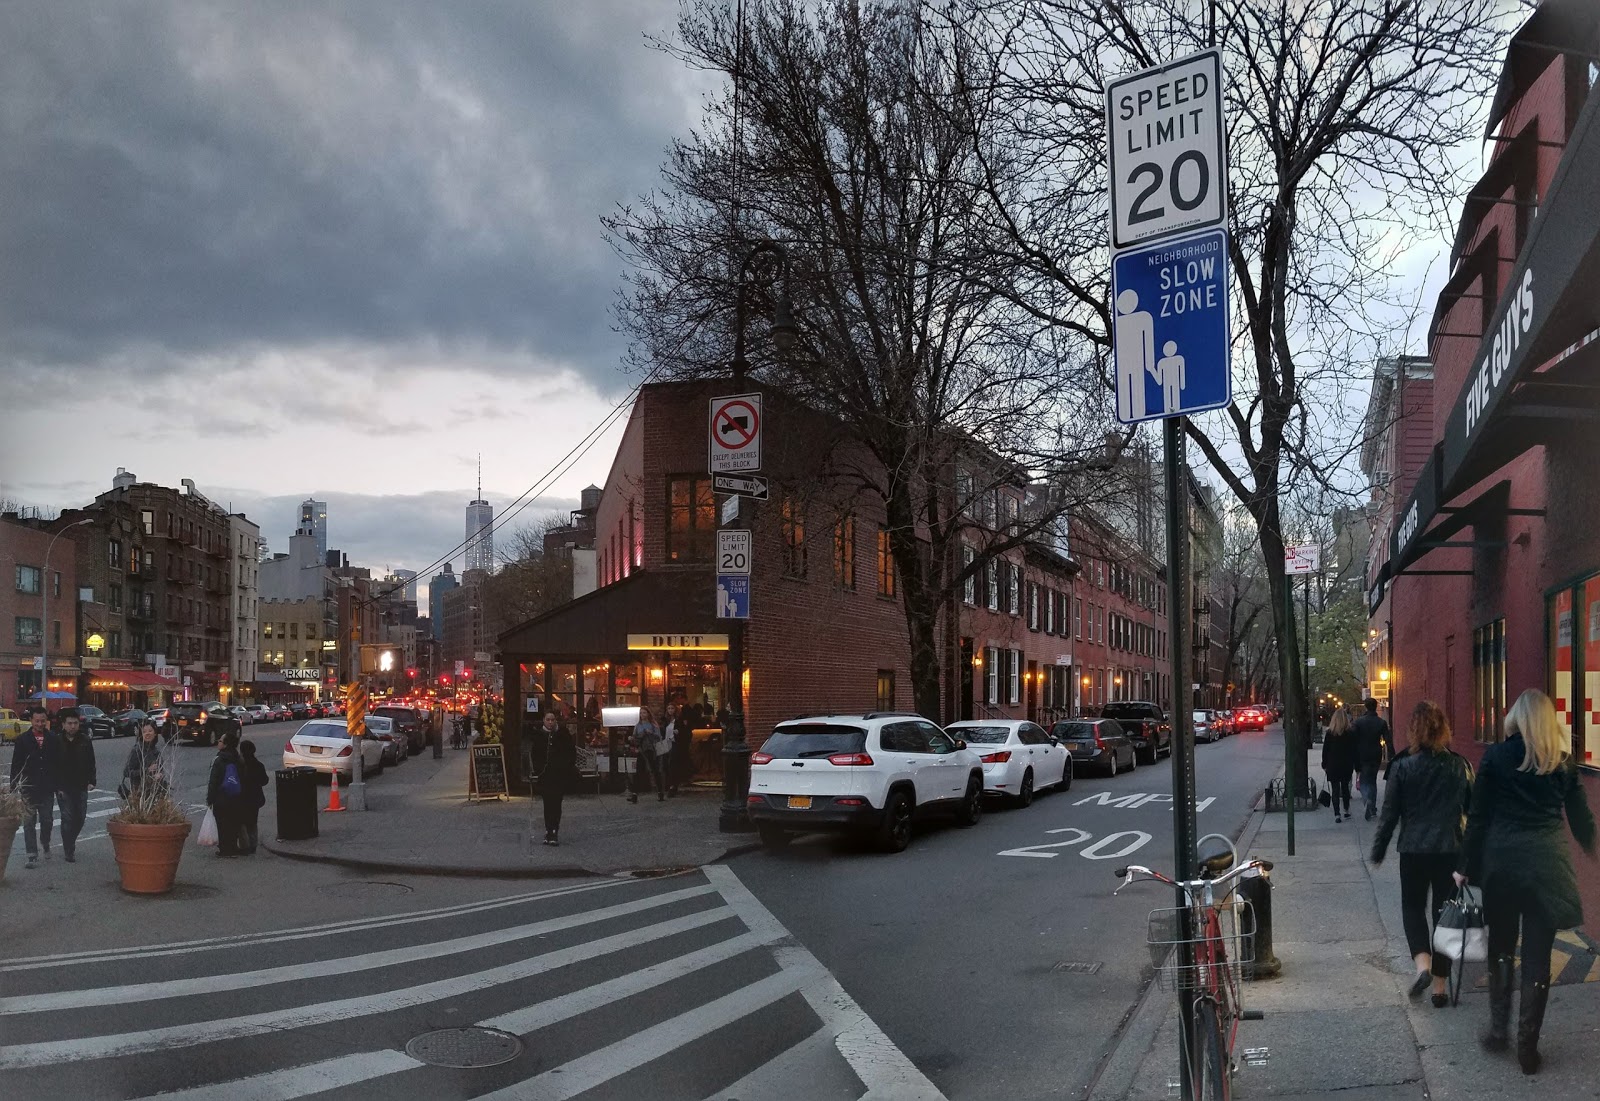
1195;998;1229;1101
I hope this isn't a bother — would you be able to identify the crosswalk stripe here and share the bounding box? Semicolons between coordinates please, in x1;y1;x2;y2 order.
0;906;735;1070
135;1049;426;1101
0;883;720;1014
0;878;630;971
701;1026;839;1101
481;966;810;1101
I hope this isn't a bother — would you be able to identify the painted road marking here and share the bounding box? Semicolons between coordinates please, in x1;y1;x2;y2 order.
131;1050;426;1101
998;828;1092;858
1074;791;1216;811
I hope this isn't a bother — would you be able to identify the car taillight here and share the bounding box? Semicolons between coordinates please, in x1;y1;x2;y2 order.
750;752;774;765
746;795;763;804
337;745;352;757
1095;733;1106;749
836;797;866;806
827;752;874;766
197;712;207;724
980;751;1011;763
285;741;294;754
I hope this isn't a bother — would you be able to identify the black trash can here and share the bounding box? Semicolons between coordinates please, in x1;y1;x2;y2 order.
276;766;320;841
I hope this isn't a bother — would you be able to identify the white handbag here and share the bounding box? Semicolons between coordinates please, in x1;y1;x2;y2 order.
1433;885;1488;962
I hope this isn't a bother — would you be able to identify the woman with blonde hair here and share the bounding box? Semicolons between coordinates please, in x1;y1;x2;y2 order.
1371;700;1473;1006
1321;707;1355;821
1457;689;1596;1074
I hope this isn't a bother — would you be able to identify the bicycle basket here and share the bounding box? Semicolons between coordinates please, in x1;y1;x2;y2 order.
1146;900;1256;992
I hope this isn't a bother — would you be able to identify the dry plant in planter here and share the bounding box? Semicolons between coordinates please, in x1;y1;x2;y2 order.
111;740;189;825
0;777;30;820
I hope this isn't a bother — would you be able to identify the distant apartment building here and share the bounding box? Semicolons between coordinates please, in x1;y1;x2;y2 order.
229;513;261;693
428;563;459;641
1;513;81;712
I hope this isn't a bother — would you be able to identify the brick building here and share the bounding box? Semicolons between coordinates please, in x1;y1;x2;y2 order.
1;513;81;712
1366;2;1600;932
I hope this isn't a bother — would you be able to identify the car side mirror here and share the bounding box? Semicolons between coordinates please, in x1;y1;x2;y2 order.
954;739;967;751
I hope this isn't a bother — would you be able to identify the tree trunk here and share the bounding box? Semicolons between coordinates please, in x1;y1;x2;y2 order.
886;479;943;719
1257;510;1308;795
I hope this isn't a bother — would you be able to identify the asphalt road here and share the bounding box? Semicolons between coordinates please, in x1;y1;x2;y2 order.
725;725;1286;1101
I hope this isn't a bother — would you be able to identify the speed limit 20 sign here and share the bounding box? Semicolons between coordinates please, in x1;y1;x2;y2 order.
1106;48;1226;252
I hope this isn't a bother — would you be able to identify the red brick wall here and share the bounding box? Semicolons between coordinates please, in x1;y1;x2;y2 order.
0;518;80;712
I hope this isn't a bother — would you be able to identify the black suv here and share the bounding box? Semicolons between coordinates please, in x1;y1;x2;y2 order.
1100;701;1172;766
166;701;240;747
371;706;426;755
74;704;118;739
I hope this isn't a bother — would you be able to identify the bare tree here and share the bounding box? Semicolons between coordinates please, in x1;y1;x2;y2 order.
482;515;575;636
956;0;1505;781
608;0;1115;716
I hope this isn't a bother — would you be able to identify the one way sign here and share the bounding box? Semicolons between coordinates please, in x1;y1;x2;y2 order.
713;473;769;500
709;393;762;474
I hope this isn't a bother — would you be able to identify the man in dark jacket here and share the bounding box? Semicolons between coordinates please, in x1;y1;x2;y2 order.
55;707;97;863
1352;698;1393;820
8;708;60;868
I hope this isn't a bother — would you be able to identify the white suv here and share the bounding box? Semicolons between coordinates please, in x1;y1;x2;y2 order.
746;713;985;852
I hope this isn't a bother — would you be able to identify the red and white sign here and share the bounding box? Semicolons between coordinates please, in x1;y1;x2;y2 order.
1285;543;1321;575
709;393;762;474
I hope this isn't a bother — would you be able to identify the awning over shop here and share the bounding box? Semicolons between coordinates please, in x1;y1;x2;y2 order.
1394;84;1600;572
90;671;178;692
498;569;718;660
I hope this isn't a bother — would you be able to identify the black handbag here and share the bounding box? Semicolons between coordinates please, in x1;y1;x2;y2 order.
1318;789;1332;808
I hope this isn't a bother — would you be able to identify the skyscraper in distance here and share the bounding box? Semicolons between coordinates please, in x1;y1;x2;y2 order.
465;456;494;573
299;498;328;563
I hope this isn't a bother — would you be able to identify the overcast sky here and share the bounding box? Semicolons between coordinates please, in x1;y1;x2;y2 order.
0;1;713;601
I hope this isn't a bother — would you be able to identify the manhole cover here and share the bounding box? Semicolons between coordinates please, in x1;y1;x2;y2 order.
316;880;413;898
405;1027;524;1068
1053;961;1103;975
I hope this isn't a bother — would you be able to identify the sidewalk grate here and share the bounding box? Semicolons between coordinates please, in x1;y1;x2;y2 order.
406;1027;523;1068
1053;961;1103;975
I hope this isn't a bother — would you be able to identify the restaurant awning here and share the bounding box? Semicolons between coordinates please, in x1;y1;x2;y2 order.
498;568;718;660
1393;81;1600;573
89;671;177;692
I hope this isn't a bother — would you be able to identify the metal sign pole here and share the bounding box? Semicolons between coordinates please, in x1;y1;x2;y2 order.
1164;415;1198;1101
1284;575;1295;856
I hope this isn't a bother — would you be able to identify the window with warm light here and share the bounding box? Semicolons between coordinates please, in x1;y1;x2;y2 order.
834;514;856;590
876;526;894;598
876;669;895;711
781;496;807;578
666;477;715;562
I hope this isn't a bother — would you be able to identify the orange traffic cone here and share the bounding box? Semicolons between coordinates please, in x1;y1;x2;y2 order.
325;770;346;812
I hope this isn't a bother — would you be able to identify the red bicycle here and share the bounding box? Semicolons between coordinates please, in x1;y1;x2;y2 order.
1115;833;1273;1100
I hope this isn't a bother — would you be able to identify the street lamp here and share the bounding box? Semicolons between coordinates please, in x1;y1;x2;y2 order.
39;518;92;710
720;239;796;834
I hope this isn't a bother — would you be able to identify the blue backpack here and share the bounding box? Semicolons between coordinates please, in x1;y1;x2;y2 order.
221;761;241;798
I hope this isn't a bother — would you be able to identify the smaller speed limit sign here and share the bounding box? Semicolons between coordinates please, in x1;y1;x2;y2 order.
1106;48;1226;252
717;529;752;576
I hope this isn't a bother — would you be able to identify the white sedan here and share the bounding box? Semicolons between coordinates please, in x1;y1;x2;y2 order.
283;719;385;779
946;719;1072;807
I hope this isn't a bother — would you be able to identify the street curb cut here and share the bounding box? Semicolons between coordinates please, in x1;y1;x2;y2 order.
260;839;766;880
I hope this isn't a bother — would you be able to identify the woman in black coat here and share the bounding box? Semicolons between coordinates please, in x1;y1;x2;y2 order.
540;717;579;847
1370;700;1473;1007
206;732;248;858
1321;707;1355;821
1458;688;1596;1075
237;740;270;854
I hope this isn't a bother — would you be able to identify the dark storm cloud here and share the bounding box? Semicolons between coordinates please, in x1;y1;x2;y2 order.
0;1;697;383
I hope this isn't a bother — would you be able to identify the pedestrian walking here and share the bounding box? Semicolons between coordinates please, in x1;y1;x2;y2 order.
660;705;679;798
627;706;665;803
1352;697;1393;820
121;720;170;803
1457;688;1596;1075
206;731;249;858
55;707;97;863
1369;700;1473;1007
9;708;60;868
1321;707;1356;822
237;739;269;854
539;713;578;846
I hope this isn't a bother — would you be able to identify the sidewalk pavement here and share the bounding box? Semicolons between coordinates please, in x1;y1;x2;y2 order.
1093;782;1600;1100
262;750;759;878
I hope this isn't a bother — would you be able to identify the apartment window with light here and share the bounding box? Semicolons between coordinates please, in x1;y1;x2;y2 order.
876;669;896;711
876;526;895;598
666;477;716;562
834;515;856;590
782;497;807;578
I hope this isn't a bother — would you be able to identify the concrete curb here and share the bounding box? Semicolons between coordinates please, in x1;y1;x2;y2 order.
260;839;766;880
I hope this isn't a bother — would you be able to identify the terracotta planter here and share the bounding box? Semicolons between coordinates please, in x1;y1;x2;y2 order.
107;819;192;895
0;816;18;883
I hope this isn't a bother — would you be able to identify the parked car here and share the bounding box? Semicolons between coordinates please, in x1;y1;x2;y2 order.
370;705;426;755
1193;710;1219;744
1100;701;1172;765
229;706;255;726
166;701;240;747
243;704;272;723
1051;718;1137;777
289;702;312;721
283;719;384;779
111;708;148;738
0;708;23;743
1235;706;1268;732
146;707;170;730
1211;709;1234;738
365;715;404;766
946;719;1071;806
75;704;117;740
747;713;984;852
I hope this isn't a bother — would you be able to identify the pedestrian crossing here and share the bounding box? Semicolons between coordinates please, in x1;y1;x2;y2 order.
0;866;946;1100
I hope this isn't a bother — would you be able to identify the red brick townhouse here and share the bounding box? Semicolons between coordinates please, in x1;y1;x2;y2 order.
1366;1;1600;931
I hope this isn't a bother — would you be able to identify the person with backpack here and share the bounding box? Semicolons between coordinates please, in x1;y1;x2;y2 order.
1457;689;1596;1075
237;739;270;854
206;731;248;857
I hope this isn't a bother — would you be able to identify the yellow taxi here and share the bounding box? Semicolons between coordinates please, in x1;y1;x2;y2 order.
0;708;24;743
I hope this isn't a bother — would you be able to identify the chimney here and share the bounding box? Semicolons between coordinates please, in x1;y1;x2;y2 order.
113;468;137;491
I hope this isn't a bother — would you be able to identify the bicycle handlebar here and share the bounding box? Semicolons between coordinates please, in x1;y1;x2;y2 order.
1113;858;1272;891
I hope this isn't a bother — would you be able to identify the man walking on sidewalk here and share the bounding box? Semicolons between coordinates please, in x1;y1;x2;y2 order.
9;708;61;868
1353;697;1393;821
55;707;97;863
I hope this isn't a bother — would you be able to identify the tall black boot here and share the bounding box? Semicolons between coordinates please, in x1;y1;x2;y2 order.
1516;977;1549;1075
1481;955;1513;1052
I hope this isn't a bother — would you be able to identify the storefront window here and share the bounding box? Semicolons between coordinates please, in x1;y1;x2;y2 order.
582;662;610;727
1473;618;1507;743
613;662;641;710
667;477;715;562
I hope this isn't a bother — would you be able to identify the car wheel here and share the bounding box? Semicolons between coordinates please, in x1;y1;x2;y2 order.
1061;758;1073;791
1108;753;1118;778
955;776;983;827
876;791;914;853
757;824;792;849
1016;769;1035;808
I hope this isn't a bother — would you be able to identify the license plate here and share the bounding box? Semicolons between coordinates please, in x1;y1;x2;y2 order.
786;795;813;810
309;746;324;755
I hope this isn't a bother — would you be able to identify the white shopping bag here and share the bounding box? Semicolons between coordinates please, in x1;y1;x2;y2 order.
197;808;219;848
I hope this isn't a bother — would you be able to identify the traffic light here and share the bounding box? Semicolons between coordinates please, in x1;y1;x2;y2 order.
463;667;474;680
407;668;418;678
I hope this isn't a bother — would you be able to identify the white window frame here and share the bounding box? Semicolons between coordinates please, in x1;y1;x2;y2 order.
1009;649;1022;705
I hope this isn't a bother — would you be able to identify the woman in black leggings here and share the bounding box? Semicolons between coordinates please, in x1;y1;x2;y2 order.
1370;700;1473;1006
1458;688;1595;1075
1321;707;1355;821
